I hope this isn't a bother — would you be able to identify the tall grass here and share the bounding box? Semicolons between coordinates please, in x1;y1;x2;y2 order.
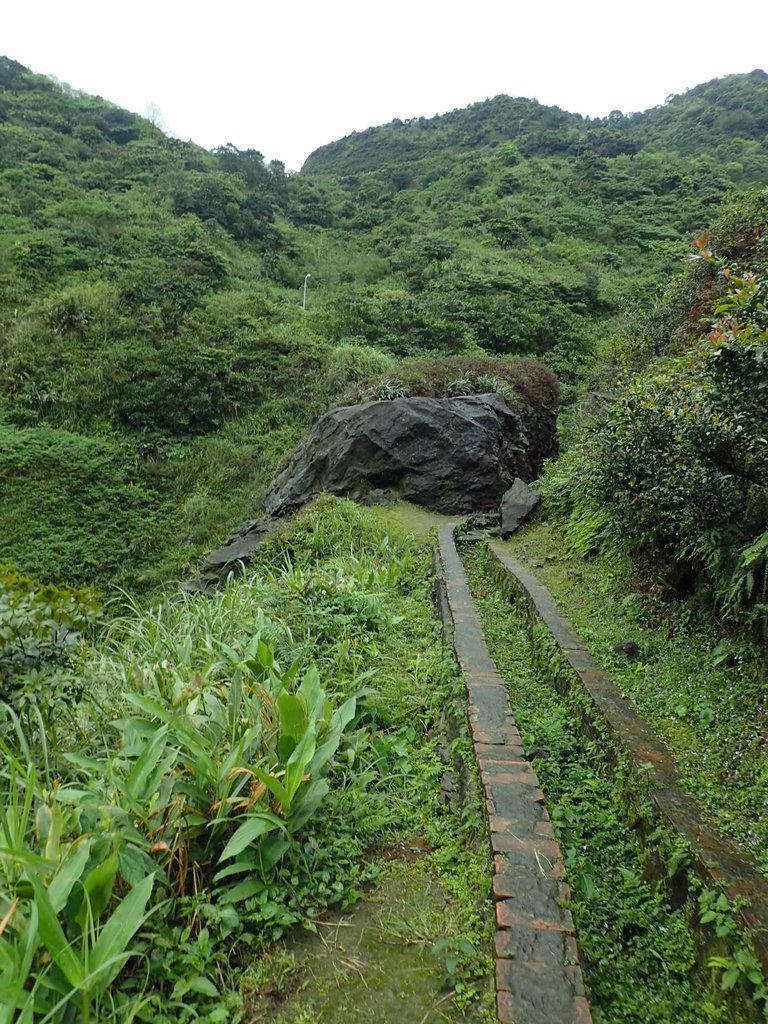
0;497;461;1022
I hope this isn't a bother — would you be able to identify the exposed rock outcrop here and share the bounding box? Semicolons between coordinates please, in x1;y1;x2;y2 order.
202;518;281;574
264;393;543;518
195;390;556;582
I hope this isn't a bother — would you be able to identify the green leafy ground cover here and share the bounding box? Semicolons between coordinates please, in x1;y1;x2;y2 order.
0;499;494;1022
460;539;764;1023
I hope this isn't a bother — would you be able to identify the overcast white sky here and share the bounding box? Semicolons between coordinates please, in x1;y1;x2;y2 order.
4;1;768;171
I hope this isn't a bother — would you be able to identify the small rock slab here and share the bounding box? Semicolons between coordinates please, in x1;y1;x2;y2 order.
183;516;285;589
437;525;592;1024
500;479;540;538
204;518;274;571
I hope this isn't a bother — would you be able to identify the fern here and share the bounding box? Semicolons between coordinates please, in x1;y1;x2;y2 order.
564;502;612;558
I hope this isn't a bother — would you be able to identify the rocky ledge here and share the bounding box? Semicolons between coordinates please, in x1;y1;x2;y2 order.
197;391;554;581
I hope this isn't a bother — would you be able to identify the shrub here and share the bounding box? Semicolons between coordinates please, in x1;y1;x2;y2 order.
0;564;99;688
0;423;171;585
550;231;768;631
345;354;560;410
318;342;396;402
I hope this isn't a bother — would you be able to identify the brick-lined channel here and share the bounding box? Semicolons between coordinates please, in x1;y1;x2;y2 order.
486;537;768;976
437;524;592;1024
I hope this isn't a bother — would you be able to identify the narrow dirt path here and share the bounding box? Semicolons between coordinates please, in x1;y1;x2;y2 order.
437;524;592;1024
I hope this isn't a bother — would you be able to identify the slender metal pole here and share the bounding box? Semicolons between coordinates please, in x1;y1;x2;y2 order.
303;273;311;310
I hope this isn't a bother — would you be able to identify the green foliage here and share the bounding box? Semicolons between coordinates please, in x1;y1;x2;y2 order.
699;891;768;1010
0;498;485;1020
0;423;174;586
0;756;158;1023
314;342;396;399
171;167;274;241
0;565;99;684
74;631;359;902
501;518;768;878
0;569;100;754
103;338;249;435
301;71;768;377
548;189;768;632
320;286;477;356
345;353;559;409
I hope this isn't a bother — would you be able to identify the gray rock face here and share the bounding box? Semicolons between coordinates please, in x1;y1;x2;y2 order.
203;518;277;571
500;479;541;538
265;393;539;517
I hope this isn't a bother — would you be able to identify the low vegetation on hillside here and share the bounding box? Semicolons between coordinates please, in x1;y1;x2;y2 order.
546;188;768;635
1;58;767;587
0;499;494;1022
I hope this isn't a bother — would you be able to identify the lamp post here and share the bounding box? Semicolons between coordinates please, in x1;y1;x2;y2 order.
303;273;311;311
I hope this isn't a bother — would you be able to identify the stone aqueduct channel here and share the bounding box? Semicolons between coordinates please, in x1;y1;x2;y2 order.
437;524;592;1024
435;521;768;1024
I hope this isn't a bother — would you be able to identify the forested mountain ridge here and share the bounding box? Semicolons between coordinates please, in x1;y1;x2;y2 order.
1;57;767;589
304;69;768;174
295;70;768;379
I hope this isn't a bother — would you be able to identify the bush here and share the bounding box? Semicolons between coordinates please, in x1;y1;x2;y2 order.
550;234;768;631
317;342;396;402
104;340;240;434
0;423;172;585
0;497;468;1022
0;564;99;690
344;354;560;410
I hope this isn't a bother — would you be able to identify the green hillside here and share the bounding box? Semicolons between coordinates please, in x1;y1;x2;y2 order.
1;58;767;590
0;56;337;585
304;70;768;172
299;70;768;374
545;185;768;634
2;55;768;1024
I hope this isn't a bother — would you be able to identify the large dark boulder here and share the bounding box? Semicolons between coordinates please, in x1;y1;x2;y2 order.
264;393;546;517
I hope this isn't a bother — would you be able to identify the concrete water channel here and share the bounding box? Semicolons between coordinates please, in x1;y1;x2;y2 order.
438;521;768;1023
437;525;592;1024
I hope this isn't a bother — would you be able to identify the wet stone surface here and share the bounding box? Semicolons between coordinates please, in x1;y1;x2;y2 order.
246;864;488;1024
438;525;592;1024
